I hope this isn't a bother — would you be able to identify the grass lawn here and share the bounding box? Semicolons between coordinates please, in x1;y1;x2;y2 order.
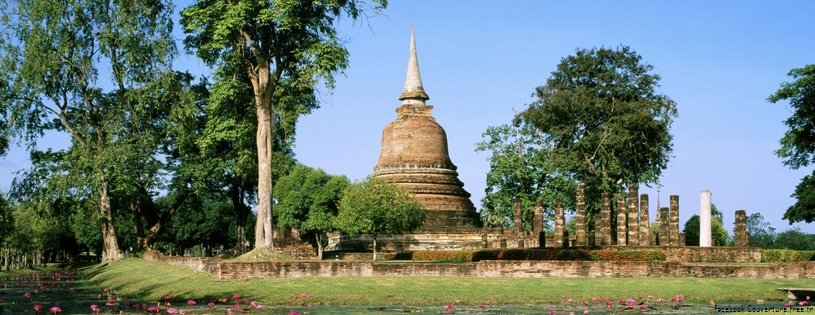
77;258;806;306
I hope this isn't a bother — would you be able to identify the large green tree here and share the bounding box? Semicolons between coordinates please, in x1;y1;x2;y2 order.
517;46;677;215
475;124;576;231
683;204;729;246
274;164;349;258
335;176;426;260
0;0;185;261
743;212;776;248
768;64;815;224
180;0;387;250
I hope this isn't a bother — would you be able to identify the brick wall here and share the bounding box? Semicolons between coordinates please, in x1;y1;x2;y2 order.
590;246;761;263
209;260;815;280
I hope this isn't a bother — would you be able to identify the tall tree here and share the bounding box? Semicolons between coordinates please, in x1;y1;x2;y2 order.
180;0;387;250
0;0;182;261
335;176;426;260
768;64;815;224
274;164;349;258
517;46;677;215
475;124;576;230
743;212;776;248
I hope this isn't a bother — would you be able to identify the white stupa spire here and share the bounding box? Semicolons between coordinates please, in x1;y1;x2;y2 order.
398;22;429;105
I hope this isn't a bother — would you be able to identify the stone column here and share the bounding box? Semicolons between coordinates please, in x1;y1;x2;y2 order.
734;210;749;247
659;207;670;246
514;197;523;235
534;201;543;248
700;190;712;247
602;192;612;245
669;195;680;246
616;195;627;246
640;194;650;246
627;185;640;246
554;197;565;248
576;184;587;246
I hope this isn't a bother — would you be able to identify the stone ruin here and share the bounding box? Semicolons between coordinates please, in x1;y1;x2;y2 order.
325;25;752;255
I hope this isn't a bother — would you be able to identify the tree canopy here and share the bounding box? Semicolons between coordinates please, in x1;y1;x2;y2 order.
475;124;576;231
335;176;426;260
180;0;387;250
517;46;677;215
275;164;349;258
683;204;728;246
768;64;815;224
0;0;184;261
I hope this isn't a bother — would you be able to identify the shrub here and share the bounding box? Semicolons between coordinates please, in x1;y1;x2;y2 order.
383;249;666;262
761;249;815;262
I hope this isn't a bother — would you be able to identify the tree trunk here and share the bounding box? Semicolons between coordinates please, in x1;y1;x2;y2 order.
99;177;123;261
251;59;275;250
230;183;248;253
255;100;274;249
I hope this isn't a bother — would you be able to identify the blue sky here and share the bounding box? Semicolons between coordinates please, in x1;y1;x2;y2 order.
2;1;814;234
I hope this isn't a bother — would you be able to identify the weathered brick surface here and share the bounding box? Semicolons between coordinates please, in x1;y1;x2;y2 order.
575;184;586;246
207;260;815;280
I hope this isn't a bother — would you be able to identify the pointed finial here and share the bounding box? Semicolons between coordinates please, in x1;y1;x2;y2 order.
398;22;429;104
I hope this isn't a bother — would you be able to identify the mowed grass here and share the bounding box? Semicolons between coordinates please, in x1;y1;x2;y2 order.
79;258;803;306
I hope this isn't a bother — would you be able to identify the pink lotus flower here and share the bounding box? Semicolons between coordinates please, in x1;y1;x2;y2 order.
49;306;61;314
232;295;240;302
784;301;793;307
33;304;43;312
308;294;313;299
584;310;590;315
289;312;298;315
647;295;653;300
657;298;664;303
207;302;215;308
24;292;31;298
90;305;101;314
187;300;196;306
222;298;228;303
548;311;556;315
800;301;808;306
256;305;264;310
607;302;613;307
455;299;461;304
167;307;177;314
306;303;312;308
479;305;485;309
179;310;185;315
164;295;171;301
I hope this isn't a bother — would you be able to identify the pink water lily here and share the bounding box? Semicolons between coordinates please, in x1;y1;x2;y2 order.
49;306;61;314
187;300;196;306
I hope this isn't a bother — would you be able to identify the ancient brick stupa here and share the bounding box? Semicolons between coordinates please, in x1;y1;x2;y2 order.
373;25;480;229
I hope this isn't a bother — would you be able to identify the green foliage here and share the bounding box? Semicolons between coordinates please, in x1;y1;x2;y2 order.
783;168;815;224
773;227;815;250
744;212;776;248
0;0;187;260
0;193;12;244
517;46;677;216
768;64;815;224
768;64;815;169
683;204;729;246
275;164;349;257
475;124;576;230
180;0;387;248
761;249;815;262
335;176;426;259
383;249;666;262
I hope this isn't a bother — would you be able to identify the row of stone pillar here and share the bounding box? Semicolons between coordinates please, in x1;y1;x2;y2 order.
513;185;750;248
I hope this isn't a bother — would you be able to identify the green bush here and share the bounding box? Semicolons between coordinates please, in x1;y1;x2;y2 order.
383;249;666;262
761;249;815;262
